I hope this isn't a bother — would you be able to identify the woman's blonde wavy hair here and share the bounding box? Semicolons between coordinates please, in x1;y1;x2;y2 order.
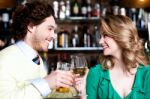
99;15;149;71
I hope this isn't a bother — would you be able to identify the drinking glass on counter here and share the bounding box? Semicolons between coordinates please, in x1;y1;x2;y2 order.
56;62;71;93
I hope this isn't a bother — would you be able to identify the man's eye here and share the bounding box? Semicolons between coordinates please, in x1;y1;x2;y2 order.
49;28;52;31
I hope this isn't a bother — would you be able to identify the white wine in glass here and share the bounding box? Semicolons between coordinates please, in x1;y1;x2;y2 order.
73;67;86;77
71;55;87;97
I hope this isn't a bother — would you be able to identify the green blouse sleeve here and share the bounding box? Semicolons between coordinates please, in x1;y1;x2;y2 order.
86;64;102;99
143;66;150;98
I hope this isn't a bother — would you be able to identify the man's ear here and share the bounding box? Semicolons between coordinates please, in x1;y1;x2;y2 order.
27;23;36;33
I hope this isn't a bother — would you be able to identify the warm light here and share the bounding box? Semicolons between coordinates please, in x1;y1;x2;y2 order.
139;0;145;2
120;0;150;8
0;0;16;9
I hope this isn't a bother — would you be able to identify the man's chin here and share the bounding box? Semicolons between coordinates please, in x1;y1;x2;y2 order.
38;47;48;52
44;47;48;52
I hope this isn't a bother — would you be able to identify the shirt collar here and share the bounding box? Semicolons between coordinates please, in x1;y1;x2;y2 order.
16;40;37;61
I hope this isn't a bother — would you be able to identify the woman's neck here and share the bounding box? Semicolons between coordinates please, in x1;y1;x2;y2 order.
112;60;137;76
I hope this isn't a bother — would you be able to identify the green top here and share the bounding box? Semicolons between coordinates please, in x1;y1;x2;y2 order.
86;64;150;99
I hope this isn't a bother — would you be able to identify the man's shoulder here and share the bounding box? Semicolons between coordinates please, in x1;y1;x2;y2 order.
0;45;20;60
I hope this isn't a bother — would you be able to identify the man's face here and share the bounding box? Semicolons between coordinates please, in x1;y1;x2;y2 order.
31;16;56;52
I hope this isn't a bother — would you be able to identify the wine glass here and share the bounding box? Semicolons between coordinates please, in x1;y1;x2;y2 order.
71;54;87;97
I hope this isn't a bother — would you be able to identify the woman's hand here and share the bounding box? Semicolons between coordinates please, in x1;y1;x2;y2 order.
74;68;89;99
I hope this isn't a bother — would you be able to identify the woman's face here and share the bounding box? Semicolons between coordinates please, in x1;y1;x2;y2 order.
99;34;122;58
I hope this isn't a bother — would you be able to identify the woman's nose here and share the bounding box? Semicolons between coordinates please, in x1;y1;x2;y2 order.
99;37;103;45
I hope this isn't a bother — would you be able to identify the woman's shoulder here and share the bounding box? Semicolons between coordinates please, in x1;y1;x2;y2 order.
87;64;104;84
138;64;150;78
88;64;105;75
138;64;150;93
90;64;103;70
139;64;150;71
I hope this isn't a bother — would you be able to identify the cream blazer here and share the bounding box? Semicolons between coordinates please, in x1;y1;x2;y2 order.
0;45;47;99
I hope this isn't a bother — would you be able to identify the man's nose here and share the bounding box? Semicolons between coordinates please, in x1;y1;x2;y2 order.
51;30;56;39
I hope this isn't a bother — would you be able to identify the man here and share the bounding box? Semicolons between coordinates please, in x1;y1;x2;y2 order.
0;1;74;99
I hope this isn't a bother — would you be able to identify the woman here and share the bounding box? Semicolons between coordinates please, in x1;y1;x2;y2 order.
86;15;150;99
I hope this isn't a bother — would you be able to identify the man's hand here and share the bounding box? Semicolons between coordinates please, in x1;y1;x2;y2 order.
44;70;74;89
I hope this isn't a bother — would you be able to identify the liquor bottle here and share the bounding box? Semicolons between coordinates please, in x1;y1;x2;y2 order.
0;12;3;30
112;5;119;15
57;53;70;70
60;53;71;70
53;0;59;18
2;12;9;30
80;0;87;17
81;25;91;47
48;55;57;73
137;8;145;29
62;53;70;63
59;1;66;19
86;28;92;47
65;0;71;18
91;2;100;17
93;25;100;47
86;0;92;17
120;7;126;16
72;25;79;47
58;29;69;48
129;8;137;25
71;0;80;16
56;53;62;70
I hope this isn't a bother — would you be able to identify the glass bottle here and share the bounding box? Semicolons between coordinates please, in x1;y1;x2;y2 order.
65;0;71;18
53;0;59;18
86;0;92;17
92;2;100;17
93;25;100;47
72;25;79;47
58;29;69;48
81;0;87;17
71;0;80;16
81;25;91;47
59;1;66;19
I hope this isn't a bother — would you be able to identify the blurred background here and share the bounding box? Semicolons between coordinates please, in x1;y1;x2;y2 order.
0;0;150;73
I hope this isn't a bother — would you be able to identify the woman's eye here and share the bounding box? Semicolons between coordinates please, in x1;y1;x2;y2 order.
103;34;108;37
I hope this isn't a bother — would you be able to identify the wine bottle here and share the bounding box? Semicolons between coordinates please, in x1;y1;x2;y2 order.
71;0;80;16
86;0;92;17
72;25;79;47
58;29;69;48
81;25;91;47
81;0;87;17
